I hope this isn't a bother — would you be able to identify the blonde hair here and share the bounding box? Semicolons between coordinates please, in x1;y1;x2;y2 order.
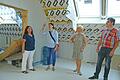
76;25;84;32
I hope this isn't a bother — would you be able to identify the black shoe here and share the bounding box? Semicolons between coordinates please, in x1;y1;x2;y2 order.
29;69;35;71
22;71;28;74
88;75;98;79
73;69;77;72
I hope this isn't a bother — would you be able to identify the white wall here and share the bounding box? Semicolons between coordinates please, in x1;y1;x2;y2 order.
0;36;6;48
59;42;98;62
58;42;73;60
58;24;120;63
0;0;48;63
59;42;120;63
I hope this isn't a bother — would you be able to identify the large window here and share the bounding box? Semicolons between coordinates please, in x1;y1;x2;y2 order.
0;5;16;24
77;0;120;23
78;0;120;18
78;0;100;17
108;0;120;17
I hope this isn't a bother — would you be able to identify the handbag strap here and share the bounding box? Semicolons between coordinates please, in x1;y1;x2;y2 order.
49;31;56;43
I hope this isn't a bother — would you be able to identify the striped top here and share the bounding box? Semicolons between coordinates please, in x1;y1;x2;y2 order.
101;28;119;48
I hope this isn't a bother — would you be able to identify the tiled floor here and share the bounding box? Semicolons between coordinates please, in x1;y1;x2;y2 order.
0;58;120;80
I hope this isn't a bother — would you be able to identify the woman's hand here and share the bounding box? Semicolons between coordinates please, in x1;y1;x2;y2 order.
96;48;99;53
22;39;26;54
41;24;46;31
22;50;25;54
80;47;84;52
54;44;59;52
69;38;74;43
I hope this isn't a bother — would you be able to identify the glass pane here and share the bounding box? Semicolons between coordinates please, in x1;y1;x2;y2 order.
78;0;100;17
0;5;16;23
108;0;120;16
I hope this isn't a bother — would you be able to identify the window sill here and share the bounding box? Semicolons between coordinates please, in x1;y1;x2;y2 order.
77;17;120;24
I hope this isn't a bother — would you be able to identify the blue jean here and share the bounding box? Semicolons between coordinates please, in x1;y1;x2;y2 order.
46;47;56;66
94;47;112;78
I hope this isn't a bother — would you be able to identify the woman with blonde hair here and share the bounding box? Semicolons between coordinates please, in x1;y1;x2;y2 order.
69;25;87;75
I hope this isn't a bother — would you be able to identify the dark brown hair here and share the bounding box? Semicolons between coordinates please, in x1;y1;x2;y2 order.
24;26;33;35
107;17;115;26
49;23;54;29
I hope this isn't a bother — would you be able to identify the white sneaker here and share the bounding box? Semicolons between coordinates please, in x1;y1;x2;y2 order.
77;72;82;76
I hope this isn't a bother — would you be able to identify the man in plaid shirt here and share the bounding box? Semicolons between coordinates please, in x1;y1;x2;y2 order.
89;17;119;80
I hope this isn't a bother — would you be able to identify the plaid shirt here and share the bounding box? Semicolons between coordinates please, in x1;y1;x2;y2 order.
118;30;120;40
101;28;119;48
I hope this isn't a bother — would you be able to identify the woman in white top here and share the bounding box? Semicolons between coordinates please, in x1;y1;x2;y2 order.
42;23;59;71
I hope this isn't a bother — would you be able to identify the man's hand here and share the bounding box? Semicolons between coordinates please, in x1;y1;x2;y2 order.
42;24;46;31
80;47;84;52
22;50;25;54
96;48;99;53
109;50;114;57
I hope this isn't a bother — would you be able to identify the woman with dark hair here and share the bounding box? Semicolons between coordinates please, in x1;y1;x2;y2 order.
21;26;35;74
42;23;59;71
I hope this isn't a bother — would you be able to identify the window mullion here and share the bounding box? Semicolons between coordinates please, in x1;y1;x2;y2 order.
101;0;107;19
